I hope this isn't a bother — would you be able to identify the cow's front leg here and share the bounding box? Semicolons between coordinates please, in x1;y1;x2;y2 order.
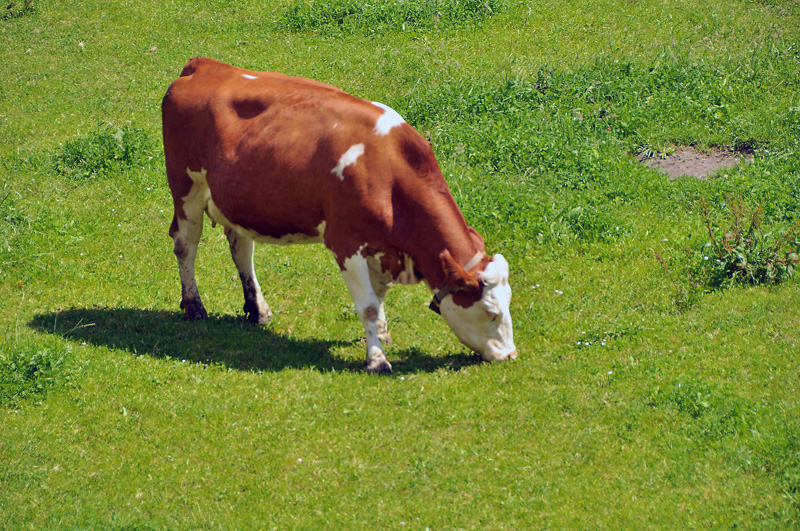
226;229;272;325
341;252;392;373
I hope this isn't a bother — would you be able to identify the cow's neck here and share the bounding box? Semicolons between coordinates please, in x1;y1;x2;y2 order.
396;187;482;291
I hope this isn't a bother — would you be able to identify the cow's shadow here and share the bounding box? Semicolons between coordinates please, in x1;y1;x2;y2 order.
28;308;481;375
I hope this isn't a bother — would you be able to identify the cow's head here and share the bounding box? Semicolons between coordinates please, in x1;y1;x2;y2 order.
435;252;516;362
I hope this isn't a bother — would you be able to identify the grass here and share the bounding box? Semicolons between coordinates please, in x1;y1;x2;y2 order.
276;0;503;34
1;0;800;528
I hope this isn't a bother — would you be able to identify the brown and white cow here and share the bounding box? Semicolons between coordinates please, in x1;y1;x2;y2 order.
162;57;516;373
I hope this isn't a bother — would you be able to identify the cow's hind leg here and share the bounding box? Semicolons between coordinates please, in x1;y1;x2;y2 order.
341;252;392;374
227;229;272;325
170;210;208;321
375;298;391;345
367;259;392;344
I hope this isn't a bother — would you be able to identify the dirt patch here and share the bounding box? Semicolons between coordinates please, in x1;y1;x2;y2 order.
638;146;752;179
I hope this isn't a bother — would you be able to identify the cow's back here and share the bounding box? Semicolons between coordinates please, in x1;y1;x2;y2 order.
165;60;383;244
163;58;460;266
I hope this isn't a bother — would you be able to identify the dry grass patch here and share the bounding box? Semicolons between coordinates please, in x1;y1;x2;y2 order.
638;146;753;179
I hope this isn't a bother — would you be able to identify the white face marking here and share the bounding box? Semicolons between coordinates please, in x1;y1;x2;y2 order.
439;254;516;362
331;143;365;180
371;102;405;136
243;74;257;80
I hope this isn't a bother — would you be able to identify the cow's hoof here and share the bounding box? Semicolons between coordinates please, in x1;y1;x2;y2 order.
244;301;272;325
181;300;208;321
366;357;392;374
246;308;273;325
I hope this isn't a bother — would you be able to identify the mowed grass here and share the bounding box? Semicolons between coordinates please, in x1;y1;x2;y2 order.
1;0;800;528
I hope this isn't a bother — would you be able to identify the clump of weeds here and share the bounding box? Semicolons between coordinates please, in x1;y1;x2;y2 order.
52;123;154;180
696;194;799;287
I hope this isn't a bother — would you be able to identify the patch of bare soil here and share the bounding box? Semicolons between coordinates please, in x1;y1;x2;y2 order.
637;146;752;179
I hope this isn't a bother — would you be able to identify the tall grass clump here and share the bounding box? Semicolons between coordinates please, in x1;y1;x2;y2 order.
277;0;501;34
0;341;72;407
52;123;154;180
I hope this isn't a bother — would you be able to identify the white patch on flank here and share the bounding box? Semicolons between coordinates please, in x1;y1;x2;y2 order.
331;143;365;180
371;102;405;136
182;168;211;222
221;215;327;246
186;168;208;185
243;74;257;80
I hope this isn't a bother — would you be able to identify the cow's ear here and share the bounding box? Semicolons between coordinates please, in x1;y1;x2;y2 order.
440;249;481;292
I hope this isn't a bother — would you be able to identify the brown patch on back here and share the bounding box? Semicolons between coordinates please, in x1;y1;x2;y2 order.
233;99;267;120
400;134;436;175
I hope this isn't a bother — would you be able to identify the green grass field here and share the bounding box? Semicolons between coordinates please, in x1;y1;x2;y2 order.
2;0;800;528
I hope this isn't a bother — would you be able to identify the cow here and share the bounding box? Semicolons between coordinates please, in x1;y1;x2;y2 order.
162;57;516;373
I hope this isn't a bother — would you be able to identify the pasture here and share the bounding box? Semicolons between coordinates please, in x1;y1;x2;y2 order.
2;0;799;528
